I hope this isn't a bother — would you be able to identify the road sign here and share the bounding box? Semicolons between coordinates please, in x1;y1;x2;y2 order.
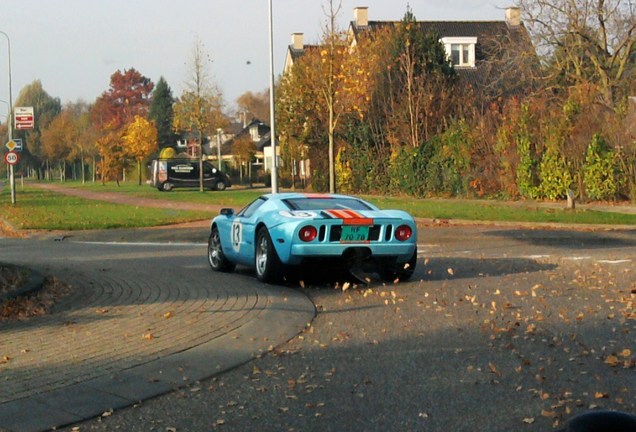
5;151;19;165
5;139;22;152
15;106;34;130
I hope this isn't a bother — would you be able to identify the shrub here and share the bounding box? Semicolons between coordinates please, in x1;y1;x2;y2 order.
583;134;619;200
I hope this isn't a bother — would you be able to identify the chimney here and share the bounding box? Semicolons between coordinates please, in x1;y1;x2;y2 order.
354;6;369;27
291;33;304;50
505;7;521;26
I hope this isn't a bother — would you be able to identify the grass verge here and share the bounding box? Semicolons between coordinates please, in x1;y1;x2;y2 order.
1;186;211;230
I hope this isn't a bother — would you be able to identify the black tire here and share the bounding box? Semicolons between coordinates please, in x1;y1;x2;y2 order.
214;180;227;191
381;248;417;282
208;226;235;272
254;227;283;283
162;182;173;192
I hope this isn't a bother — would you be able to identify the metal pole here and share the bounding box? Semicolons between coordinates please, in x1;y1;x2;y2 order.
216;128;222;172
0;30;15;204
268;0;279;193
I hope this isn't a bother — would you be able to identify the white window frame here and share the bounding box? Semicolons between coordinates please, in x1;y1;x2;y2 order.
441;37;477;67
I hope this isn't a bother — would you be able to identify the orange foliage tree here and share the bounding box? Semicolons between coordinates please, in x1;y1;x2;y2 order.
123;115;158;185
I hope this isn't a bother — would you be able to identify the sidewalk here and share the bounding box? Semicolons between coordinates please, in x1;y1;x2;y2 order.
0;237;315;432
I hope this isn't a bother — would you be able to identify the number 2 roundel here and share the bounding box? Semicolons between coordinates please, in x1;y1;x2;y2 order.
231;221;242;252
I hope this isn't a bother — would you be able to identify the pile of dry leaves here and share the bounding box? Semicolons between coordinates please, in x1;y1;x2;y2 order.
0;273;71;321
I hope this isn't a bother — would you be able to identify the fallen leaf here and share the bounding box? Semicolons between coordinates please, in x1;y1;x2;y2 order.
142;333;154;340
605;355;620;367
488;362;501;377
164;311;173;319
447;268;454;276
523;417;535;424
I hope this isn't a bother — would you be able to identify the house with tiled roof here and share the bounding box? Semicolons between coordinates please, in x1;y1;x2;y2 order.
284;6;536;99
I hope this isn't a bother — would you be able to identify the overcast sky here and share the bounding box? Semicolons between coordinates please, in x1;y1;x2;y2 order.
0;0;512;116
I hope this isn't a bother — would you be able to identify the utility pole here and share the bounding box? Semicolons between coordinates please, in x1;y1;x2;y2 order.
0;30;15;204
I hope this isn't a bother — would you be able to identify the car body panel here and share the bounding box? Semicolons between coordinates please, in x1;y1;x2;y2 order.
210;193;417;274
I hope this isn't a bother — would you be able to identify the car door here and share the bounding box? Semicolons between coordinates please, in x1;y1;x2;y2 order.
222;197;266;266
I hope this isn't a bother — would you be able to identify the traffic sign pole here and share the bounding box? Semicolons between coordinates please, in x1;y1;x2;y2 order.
9;164;15;204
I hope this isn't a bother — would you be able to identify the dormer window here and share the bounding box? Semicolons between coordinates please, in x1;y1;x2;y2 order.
441;37;477;67
250;124;260;141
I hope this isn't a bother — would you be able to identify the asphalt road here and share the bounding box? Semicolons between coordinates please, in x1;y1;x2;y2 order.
5;223;636;431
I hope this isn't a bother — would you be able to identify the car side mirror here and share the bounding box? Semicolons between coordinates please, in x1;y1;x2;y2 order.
220;208;234;217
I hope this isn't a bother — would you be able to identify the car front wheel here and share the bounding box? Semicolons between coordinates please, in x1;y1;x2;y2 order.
208;226;235;272
214;180;227;191
255;227;283;283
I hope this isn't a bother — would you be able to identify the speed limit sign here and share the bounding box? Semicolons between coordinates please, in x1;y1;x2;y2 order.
4;151;19;165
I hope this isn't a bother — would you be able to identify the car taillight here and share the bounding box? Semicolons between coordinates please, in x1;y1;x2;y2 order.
395;225;412;241
299;226;318;242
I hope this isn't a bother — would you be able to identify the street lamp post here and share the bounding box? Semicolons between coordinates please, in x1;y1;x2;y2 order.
216;128;223;172
268;0;278;193
0;30;15;204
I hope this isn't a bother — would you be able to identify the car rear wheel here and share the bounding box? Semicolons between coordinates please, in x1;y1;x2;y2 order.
214;180;227;191
208;226;235;272
380;248;417;282
255;227;283;283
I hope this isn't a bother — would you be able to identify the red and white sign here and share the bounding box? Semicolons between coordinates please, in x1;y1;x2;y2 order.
5;151;19;165
14;106;35;130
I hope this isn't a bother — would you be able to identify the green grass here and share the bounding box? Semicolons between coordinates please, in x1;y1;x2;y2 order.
368;196;636;226
0;186;211;230
2;180;636;230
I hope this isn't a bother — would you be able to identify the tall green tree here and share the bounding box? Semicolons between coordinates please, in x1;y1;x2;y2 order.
149;77;178;149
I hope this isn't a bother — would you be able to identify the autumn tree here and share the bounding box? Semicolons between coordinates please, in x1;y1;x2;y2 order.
96;123;127;185
149;77;178;149
173;39;227;191
232;135;257;184
40;106;78;181
93;68;154;130
13;80;62;177
70;101;100;183
518;0;636;107
381;9;457;148
236;90;270;124
122;115;158;185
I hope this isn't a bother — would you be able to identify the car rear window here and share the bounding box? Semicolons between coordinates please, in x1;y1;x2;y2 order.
283;197;372;211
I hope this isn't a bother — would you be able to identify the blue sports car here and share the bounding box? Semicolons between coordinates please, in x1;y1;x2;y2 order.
207;193;417;283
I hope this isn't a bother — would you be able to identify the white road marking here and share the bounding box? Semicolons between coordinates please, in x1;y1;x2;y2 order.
597;259;632;264
76;241;206;247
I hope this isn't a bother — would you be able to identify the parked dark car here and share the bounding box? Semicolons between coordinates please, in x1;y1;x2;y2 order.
150;158;231;191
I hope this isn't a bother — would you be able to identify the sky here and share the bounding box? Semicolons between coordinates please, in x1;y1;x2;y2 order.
0;0;513;117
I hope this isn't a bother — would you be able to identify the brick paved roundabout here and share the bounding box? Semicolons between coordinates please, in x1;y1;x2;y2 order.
0;235;315;432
